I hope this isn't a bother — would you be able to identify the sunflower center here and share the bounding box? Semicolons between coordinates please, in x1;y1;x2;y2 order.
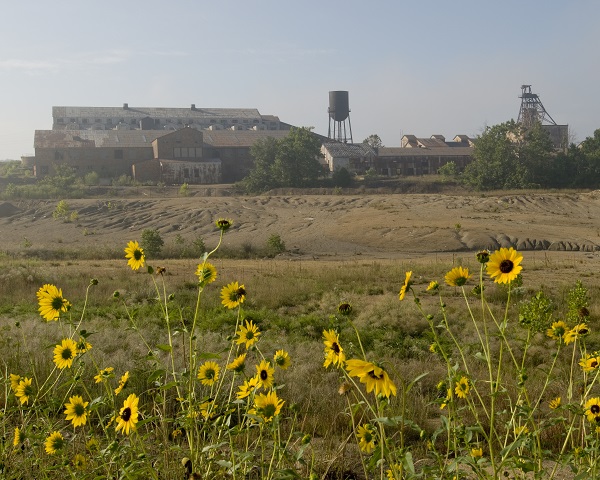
62;348;73;360
75;403;85;416
236;287;246;297
121;407;132;422
590;405;600;415
260;369;268;381
332;343;340;354
592;361;599;369
51;297;65;310
206;369;215;379
263;404;276;418
499;259;514;273
579;327;589;335
133;250;142;260
367;369;384;380
245;331;254;340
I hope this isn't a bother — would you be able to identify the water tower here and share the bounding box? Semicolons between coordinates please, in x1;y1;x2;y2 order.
328;91;353;143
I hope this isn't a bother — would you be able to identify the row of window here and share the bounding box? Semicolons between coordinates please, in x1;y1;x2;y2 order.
56;118;266;126
174;147;202;158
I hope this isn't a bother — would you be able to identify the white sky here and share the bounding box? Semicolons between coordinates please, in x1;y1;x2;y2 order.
0;0;598;159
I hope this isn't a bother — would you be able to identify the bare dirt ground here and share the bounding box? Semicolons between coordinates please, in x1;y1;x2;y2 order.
1;188;600;260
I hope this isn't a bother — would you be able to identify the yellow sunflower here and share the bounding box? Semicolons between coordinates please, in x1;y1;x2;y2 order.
94;367;114;383
15;377;33;405
221;281;246;309
53;338;78;369
76;337;92;354
584;397;600;423
37;284;71;321
237;376;259;400
546;320;568;341
579;354;600;373
197;361;220;386
471;447;483;459
549;397;561;410
564;323;589;345
426;281;439;292
199;400;218;420
44;431;64;455
64;395;89;428
71;454;87;470
323;329;346;369
255;360;275;390
115;393;139;435
215;218;233;231
337;302;352;315
486;247;523;284
455;376;470;399
13;426;25;447
124;241;145;271
235;319;260;349
345;359;397;398
398;271;413;301
253;391;285;422
440;388;453;410
445;266;471;287
195;262;217;286
226;353;247;373
114;371;130;395
9;373;21;393
356;424;376;454
273;349;291;369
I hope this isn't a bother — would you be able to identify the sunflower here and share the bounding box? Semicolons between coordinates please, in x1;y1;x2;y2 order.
237;376;259;400
76;337;92;354
114;371;130;395
564;323;589;345
115;393;139;435
216;218;233;231
323;329;346;369
338;302;352;315
45;431;64;455
549;397;561;410
124;241;145;271
445;266;471;287
398;271;413;301
356;424;376;453
254;391;285;422
579;354;600;373
199;400;219;420
476;249;491;264
584;397;600;423
94;367;114;383
486;247;523;284
37;284;71;321
471;447;483;459
546;320;568;341
197;361;220;386
15;377;33;405
13;426;25;447
440;388;453;410
72;454;87;470
235;319;260;349
273;349;291;370
9;373;21;393
195;262;217;286
226;353;247;373
53;338;78;369
221;281;247;309
426;281;439;292
345;359;397;398
255;360;275;390
455;376;470;399
64;395;89;428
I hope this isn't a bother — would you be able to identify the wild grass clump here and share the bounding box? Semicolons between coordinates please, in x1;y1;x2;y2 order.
3;221;600;478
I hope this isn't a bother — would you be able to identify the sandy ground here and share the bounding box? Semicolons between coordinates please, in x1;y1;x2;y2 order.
1;190;600;259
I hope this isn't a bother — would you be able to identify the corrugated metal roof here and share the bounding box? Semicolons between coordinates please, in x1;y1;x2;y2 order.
53;106;266;121
34;130;170;148
378;146;473;157
322;142;376;157
202;130;292;147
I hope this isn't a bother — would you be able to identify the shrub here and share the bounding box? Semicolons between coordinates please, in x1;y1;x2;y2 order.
266;233;286;256
140;228;164;258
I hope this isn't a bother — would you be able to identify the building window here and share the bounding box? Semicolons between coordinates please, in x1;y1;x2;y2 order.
195;147;202;157
54;151;63;161
174;148;181;158
114;149;123;159
184;168;190;177
57;118;64;124
82;118;88;124
194;168;199;178
40;165;49;175
106;119;112;125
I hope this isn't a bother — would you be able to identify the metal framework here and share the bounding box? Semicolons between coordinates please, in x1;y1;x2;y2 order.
517;85;557;128
328;115;353;143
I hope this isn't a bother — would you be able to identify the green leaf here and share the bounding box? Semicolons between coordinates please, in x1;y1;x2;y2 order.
156;344;172;353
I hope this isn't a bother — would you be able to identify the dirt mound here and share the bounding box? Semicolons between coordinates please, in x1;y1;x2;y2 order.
0;202;20;217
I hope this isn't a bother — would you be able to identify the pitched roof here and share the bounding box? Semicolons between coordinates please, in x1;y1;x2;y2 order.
201;130;292;147
322;142;376;157
52;106;267;121
378;146;473;157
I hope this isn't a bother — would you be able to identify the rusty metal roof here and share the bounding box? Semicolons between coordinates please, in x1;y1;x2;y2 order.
378;146;473;157
53;106;266;121
201;130;292;147
322;142;376;157
34;130;170;148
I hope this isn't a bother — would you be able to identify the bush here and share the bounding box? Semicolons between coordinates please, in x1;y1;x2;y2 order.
266;234;286;256
140;229;164;258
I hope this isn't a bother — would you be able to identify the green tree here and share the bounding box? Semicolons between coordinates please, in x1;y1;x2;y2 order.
141;228;164;258
331;167;354;187
362;134;384;149
42;164;77;191
242;127;324;193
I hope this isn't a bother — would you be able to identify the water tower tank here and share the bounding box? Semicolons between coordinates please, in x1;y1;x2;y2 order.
329;91;350;122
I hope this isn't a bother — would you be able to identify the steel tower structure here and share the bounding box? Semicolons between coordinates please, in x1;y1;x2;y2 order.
517;85;557;128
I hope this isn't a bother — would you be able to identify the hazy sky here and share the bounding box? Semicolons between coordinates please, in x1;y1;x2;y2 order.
1;1;598;159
